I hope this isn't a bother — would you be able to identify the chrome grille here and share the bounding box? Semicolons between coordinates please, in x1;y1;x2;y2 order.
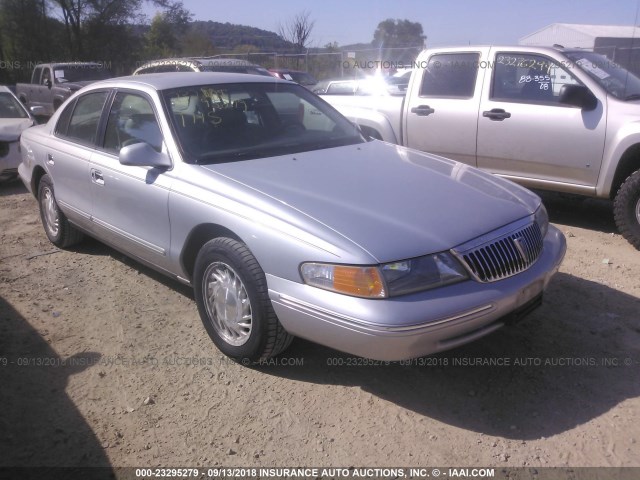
454;222;544;282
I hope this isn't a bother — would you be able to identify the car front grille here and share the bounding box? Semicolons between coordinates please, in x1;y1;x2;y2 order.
453;221;544;282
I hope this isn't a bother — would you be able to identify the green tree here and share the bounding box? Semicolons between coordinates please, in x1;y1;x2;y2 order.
0;0;65;82
144;12;179;58
373;18;425;49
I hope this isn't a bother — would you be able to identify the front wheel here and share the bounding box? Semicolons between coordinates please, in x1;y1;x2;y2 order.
193;237;293;362
613;169;640;250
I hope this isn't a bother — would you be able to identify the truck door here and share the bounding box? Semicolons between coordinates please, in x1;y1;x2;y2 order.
404;50;487;166
476;50;606;189
36;67;53;110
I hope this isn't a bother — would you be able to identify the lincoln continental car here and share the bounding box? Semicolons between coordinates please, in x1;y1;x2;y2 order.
18;73;566;362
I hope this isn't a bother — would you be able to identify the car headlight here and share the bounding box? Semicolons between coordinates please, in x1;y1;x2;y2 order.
534;203;549;238
300;252;468;299
381;253;469;296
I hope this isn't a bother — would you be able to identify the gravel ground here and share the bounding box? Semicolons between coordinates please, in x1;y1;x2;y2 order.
1;180;639;473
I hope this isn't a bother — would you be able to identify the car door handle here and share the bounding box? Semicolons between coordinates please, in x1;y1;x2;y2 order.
46;153;54;165
91;169;104;186
411;105;435;116
483;108;511;121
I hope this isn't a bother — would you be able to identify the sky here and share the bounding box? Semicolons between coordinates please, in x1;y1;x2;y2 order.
144;0;640;47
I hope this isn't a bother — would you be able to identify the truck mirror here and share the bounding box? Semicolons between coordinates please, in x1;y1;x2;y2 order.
45;78;52;89
559;84;597;111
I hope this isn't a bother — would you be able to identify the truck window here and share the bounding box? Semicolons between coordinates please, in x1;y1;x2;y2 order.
491;53;581;104
419;53;480;98
31;66;43;84
42;68;51;86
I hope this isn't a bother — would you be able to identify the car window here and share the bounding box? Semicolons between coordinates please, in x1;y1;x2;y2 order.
419;53;480;98
326;81;356;95
164;82;363;162
0;92;29;118
103;92;163;154
64;91;109;145
491;53;582;104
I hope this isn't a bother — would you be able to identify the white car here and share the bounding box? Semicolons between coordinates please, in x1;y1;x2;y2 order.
0;86;37;182
19;73;566;362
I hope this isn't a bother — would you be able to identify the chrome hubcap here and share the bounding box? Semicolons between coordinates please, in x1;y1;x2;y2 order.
635;196;640;225
203;262;252;346
42;187;59;237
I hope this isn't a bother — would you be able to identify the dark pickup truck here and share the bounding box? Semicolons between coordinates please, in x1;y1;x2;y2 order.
16;62;111;116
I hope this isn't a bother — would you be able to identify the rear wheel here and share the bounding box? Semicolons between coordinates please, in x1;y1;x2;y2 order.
613;169;640;250
193;237;293;362
37;174;84;248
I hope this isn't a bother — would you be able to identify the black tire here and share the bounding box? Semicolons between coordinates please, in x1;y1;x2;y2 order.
193;237;293;362
614;169;640;250
37;174;84;248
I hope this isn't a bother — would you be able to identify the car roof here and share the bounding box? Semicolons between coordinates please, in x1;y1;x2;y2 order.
137;57;261;68
90;72;289;91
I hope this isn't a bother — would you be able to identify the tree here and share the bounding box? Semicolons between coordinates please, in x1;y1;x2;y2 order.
373;18;425;49
48;0;190;58
144;12;180;58
278;10;314;54
0;0;65;82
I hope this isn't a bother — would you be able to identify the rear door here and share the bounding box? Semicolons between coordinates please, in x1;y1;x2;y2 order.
46;90;110;231
403;49;488;166
476;49;606;188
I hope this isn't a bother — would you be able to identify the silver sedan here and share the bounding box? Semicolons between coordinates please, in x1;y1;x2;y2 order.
19;73;566;362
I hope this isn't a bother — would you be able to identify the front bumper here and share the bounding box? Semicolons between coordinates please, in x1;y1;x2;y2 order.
268;225;566;361
0;140;20;181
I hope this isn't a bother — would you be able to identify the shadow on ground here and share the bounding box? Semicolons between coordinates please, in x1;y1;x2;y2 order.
536;190;617;234
0;296;114;475
0;180;28;198
253;272;640;441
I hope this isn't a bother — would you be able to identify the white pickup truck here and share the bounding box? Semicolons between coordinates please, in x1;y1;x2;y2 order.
322;45;640;250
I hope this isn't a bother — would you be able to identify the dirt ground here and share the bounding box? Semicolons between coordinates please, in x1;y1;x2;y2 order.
1;180;639;473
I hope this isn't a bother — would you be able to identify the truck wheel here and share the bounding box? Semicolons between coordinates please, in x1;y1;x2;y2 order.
37;174;84;248
613;169;640;250
193;237;293;363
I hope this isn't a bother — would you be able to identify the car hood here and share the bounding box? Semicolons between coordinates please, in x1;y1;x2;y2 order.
0;118;33;141
203;141;541;263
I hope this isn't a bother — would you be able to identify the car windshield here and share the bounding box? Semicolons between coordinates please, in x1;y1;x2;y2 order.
54;65;112;83
0;92;28;118
163;82;365;164
564;51;640;100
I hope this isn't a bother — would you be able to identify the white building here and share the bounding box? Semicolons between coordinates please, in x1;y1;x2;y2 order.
520;23;640;75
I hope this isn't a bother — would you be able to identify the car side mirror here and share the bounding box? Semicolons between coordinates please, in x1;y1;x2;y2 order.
29;105;46;116
44;78;52;89
119;142;171;169
559;84;597;110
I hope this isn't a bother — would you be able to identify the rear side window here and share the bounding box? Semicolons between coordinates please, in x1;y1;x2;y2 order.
419;53;480;98
63;91;109;145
